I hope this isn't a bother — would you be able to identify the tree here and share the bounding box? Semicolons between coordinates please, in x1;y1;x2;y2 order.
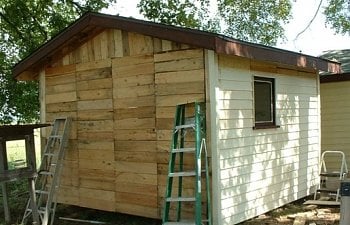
0;0;116;124
138;0;293;46
324;0;350;35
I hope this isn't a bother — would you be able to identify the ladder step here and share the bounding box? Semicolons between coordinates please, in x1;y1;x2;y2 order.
164;222;195;225
317;188;338;194
172;148;195;153
166;197;195;202
44;153;57;157
169;171;196;177
49;135;62;139
35;190;49;195
175;124;195;130
320;172;342;177
39;171;54;176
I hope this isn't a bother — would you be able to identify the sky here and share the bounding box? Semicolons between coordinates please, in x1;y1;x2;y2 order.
104;0;350;57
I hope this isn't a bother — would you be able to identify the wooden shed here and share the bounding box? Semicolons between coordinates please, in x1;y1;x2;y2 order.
13;12;340;225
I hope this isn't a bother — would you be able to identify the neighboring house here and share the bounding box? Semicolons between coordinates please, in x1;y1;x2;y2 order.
13;12;340;225
320;49;350;171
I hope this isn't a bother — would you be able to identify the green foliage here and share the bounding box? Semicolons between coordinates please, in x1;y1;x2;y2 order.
138;0;292;46
324;0;350;35
0;0;115;124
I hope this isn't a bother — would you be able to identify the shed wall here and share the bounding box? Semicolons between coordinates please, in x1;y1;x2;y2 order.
320;81;350;171
214;55;320;224
41;29;205;219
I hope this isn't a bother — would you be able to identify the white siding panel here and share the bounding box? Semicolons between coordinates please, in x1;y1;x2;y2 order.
216;55;319;225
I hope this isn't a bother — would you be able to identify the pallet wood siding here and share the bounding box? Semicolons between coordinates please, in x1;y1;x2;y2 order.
42;28;204;219
214;55;319;225
154;49;205;220
321;81;350;171
113;54;158;218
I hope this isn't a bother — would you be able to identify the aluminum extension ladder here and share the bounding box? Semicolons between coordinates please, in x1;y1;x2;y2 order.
162;102;212;225
22;117;71;225
306;150;349;206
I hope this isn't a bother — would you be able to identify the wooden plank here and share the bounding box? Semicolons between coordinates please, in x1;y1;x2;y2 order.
154;48;203;62
79;159;114;170
113;96;155;108
115;202;158;218
77;110;113;120
46;73;75;86
128;32;154;56
114;74;154;88
77;89;112;101
115;118;155;129
80;178;115;191
115;106;155;120
79;168;115;180
76;59;111;71
114;129;156;141
113;62;154;78
115;141;157;152
114;84;154;98
57;186;79;205
115;161;157;174
113;29;123;57
78;139;114;150
155;69;204;84
77;99;113;110
156;82;204;96
115;182;157;196
156;106;176;118
76;67;112;81
77;78;112;91
115;192;157;207
155;57;204;73
79;188;115;211
156;118;173;130
112;54;153;67
115;151;156;163
100;31;108;60
45;64;75;76
46;102;77;113
46;111;77;122
115;172;157;185
79;149;114;160
156;94;204;107
78;131;114;140
46;83;76;95
161;40;172;51
46;92;76;104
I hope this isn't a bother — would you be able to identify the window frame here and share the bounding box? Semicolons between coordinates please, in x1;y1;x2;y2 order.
253;76;279;129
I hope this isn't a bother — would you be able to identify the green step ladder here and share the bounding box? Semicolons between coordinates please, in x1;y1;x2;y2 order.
162;102;212;225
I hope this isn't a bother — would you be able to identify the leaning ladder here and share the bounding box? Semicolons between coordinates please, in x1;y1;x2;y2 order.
22;117;71;225
163;102;212;225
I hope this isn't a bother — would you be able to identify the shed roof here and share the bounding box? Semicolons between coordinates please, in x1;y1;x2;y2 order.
13;12;341;80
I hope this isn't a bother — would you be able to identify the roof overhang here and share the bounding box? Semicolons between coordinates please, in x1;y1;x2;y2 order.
320;73;350;83
13;12;341;80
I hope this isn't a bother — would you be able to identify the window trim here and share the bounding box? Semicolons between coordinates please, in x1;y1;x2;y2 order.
253;76;280;129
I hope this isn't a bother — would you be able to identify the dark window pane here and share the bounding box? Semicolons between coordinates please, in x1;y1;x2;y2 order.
254;80;272;123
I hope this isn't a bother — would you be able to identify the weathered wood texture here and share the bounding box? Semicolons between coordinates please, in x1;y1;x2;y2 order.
43;29;204;219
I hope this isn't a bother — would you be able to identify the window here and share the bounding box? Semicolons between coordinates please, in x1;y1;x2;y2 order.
253;76;278;129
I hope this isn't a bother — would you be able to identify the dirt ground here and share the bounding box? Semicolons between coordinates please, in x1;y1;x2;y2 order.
0;188;341;225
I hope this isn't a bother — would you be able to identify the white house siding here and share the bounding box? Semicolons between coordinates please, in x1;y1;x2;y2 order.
321;81;350;171
214;54;320;225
